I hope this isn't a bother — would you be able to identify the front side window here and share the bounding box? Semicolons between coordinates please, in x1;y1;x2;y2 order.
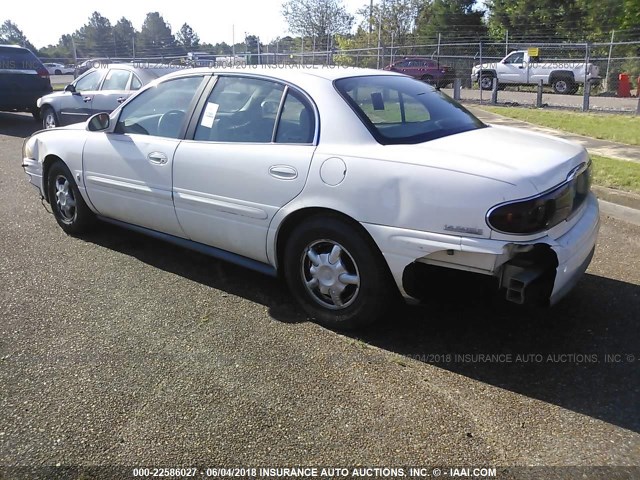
194;76;285;143
504;52;525;64
101;69;131;90
335;75;485;145
115;75;205;138
75;70;104;92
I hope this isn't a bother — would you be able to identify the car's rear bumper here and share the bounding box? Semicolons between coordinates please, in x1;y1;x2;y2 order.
362;192;599;305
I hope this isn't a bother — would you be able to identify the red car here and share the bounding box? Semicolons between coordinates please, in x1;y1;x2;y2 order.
384;57;456;88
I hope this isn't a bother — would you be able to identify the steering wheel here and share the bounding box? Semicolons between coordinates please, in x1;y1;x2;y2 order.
157;109;186;137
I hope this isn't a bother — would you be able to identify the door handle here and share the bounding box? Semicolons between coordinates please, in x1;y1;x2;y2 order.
117;96;127;103
83;96;92;102
148;152;168;164
269;165;298;180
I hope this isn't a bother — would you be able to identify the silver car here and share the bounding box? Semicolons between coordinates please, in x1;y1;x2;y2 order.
37;64;178;129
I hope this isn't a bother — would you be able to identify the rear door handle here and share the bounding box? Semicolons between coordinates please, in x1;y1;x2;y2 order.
269;165;298;180
83;96;92;102
148;152;168;164
117;96;127;103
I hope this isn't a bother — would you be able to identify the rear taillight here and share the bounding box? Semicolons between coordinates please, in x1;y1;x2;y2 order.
487;162;591;235
37;67;49;79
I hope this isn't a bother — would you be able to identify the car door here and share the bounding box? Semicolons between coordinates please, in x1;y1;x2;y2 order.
90;68;132;116
499;52;526;84
83;74;208;236
58;69;104;125
172;75;317;263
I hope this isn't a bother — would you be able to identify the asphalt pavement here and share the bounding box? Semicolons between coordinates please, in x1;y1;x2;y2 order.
1;113;639;476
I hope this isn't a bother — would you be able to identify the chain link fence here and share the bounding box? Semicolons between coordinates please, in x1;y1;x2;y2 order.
42;37;640;112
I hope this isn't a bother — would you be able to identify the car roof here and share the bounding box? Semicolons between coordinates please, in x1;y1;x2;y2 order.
162;65;403;83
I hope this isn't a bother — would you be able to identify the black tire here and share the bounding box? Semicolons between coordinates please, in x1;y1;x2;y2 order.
552;77;575;94
42;106;59;129
283;215;396;330
47;161;95;235
54;69;62;75
421;74;435;85
479;73;495;90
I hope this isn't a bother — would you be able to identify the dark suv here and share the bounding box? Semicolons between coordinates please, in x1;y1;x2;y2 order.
384;57;456;88
0;45;53;120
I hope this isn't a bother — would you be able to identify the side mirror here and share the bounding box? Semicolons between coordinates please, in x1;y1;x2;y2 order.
64;84;77;94
87;112;110;132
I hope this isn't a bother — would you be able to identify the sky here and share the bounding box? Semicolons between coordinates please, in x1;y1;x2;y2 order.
2;0;370;49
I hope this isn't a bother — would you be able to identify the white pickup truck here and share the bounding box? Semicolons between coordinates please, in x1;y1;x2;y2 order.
471;50;601;94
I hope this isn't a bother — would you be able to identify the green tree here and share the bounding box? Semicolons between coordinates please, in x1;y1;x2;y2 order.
282;0;354;48
176;23;200;51
416;0;486;40
112;17;136;57
487;0;587;41
83;12;113;56
138;12;178;56
0;20;37;52
358;0;425;47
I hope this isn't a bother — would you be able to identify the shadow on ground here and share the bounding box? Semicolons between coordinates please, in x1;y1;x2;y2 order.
80;218;640;434
0;112;41;138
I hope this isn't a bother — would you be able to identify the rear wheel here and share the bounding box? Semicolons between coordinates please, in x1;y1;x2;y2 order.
47;161;95;235
283;216;396;330
421;74;435;85
54;69;62;75
552;77;575;94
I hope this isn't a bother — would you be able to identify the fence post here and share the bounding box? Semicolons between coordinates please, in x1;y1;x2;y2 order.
479;41;483;103
491;78;498;104
536;79;544;108
582;79;591;112
453;78;461;101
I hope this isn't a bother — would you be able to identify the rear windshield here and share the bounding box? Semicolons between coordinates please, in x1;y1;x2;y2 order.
0;47;41;71
335;75;485;145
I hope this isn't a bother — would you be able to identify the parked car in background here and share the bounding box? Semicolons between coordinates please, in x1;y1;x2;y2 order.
472;50;601;94
38;63;178;129
384;57;456;87
0;44;52;120
43;62;75;75
74;58;113;78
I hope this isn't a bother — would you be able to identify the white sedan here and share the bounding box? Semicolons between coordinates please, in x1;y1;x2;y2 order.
22;66;599;329
43;62;74;75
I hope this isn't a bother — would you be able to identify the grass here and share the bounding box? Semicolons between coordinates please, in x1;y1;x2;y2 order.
479;106;640;146
591;155;640;193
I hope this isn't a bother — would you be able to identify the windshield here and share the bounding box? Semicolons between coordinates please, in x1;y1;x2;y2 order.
335;75;485;145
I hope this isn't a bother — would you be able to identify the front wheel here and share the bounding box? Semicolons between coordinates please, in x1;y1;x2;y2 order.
479;74;495;90
47;161;95;235
284;216;396;330
42;106;59;129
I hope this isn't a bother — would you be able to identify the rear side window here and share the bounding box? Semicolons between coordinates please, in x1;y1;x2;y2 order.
101;69;131;90
0;46;41;71
335;75;485;145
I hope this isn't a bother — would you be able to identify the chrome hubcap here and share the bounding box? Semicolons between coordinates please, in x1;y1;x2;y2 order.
480;77;493;89
54;175;76;223
301;240;360;310
556;81;567;92
44;113;56;129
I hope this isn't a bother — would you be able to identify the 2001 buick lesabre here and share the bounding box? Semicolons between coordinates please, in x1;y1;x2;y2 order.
22;66;599;329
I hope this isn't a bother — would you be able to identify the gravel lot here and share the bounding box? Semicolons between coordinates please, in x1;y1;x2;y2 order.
1;112;639;475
